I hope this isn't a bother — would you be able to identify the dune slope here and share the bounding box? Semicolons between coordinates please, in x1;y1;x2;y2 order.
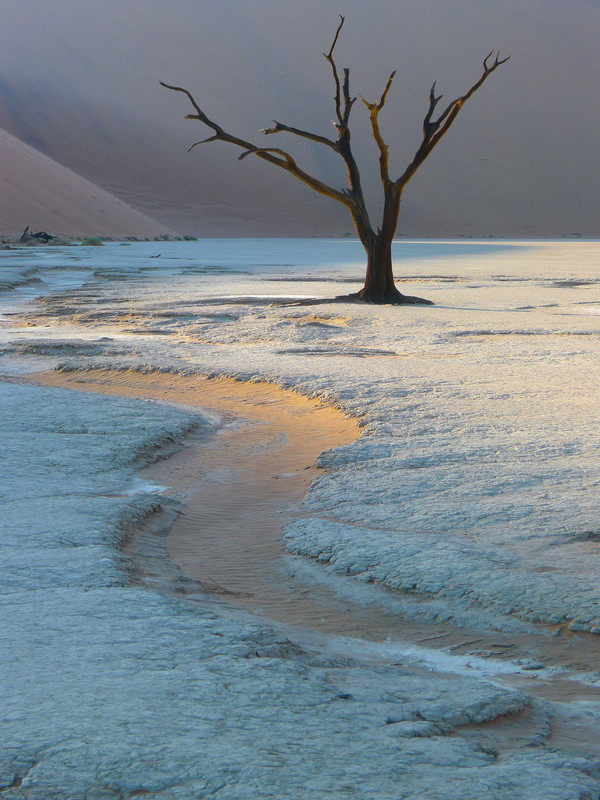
0;128;173;239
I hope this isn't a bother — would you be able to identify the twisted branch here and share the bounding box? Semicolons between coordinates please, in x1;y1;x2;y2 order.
324;15;346;125
260;18;356;148
160;80;350;206
260;121;337;150
342;68;356;125
398;50;510;187
238;146;294;163
362;70;396;186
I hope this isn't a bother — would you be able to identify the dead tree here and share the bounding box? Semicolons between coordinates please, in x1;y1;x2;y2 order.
31;231;56;243
20;226;56;244
162;17;509;305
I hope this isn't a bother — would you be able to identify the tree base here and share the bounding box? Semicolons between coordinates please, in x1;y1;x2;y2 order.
274;287;434;308
344;286;434;305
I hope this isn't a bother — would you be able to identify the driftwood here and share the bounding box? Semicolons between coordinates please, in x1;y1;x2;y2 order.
20;226;56;244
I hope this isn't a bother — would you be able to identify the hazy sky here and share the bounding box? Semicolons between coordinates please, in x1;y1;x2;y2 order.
2;0;600;236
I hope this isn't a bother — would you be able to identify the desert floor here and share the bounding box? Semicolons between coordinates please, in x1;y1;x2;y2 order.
2;238;600;799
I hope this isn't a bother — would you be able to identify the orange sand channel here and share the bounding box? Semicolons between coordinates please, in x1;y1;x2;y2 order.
33;369;359;610
26;369;600;715
28;371;600;754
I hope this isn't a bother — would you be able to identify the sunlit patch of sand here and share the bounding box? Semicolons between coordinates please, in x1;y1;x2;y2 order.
32;367;359;602
289;314;351;327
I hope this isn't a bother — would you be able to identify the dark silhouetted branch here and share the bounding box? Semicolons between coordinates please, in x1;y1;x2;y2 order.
160;80;351;207
399;50;510;188
261;121;337;151
324;15;346;125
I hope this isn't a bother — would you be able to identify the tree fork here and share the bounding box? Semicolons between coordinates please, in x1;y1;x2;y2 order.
162;18;509;305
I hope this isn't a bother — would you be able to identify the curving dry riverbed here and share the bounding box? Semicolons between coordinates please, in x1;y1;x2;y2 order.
33;368;360;617
31;368;600;724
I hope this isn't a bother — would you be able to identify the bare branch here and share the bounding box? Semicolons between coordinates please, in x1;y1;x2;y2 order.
323;15;345;125
361;70;397;117
256;19;368;235
160;82;205;119
326;14;345;58
378;70;396;109
238;146;291;164
433;52;511;131
261;120;337;150
342;68;357;125
397;50;510;188
188;135;219;151
161;80;351;207
423;82;443;136
484;50;511;71
362;70;396;185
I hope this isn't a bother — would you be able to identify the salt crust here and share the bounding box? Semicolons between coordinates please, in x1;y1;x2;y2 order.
2;240;600;797
6;239;599;631
2;382;599;798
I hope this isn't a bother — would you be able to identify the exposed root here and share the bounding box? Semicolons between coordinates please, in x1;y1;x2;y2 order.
273;290;435;308
346;287;435;305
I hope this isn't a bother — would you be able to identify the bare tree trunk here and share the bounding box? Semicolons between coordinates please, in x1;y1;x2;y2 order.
361;241;398;302
350;187;432;304
351;237;432;304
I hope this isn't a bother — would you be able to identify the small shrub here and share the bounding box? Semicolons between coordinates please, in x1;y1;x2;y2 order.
81;237;104;246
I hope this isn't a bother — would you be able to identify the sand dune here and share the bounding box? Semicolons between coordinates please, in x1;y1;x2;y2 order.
0;128;173;239
1;1;599;236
